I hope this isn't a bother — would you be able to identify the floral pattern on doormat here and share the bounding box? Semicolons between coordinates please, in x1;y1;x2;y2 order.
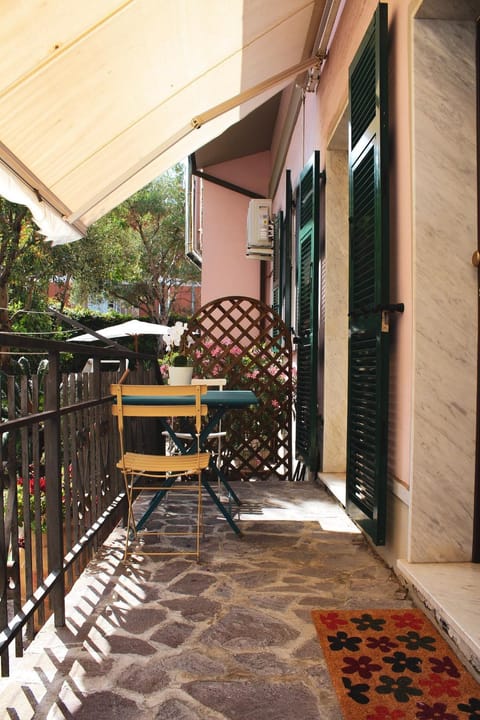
311;609;480;720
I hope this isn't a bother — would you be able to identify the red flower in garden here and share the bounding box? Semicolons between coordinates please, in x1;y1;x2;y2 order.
18;475;47;494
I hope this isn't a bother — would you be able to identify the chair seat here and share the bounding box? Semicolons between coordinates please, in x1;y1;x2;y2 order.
118;450;210;475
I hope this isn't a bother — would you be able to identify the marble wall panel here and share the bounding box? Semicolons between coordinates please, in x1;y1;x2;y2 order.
410;19;477;561
323;150;349;472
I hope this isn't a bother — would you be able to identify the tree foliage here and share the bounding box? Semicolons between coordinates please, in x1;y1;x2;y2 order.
0;198;46;331
54;164;199;324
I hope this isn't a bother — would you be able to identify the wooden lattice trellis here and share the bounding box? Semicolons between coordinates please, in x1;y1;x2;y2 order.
182;296;293;481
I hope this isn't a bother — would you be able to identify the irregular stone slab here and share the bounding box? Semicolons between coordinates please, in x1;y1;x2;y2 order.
160;650;226;677
153;697;210;720
199;607;299;649
117;663;170;694
151;620;194;647
60;690;139;720
294;638;325;660
67;654;115;677
183;680;321;720
241;533;295;549
150;559;192;583
106;635;156;656
169;571;217;595
233;571;280;589
232;651;295;675
113;607;167;634
162;596;221;621
240;522;311;534
250;594;299;611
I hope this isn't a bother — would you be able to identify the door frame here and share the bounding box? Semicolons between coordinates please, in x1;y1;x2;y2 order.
473;18;480;563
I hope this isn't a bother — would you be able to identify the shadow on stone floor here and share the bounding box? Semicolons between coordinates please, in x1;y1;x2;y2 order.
0;479;412;720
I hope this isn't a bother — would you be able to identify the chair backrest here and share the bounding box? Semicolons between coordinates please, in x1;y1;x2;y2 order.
110;384;208;438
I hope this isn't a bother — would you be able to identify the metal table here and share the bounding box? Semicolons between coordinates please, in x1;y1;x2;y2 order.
121;389;258;535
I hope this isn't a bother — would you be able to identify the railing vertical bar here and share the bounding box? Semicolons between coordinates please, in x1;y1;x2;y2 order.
0;414;9;675
31;375;45;628
81;374;90;559
86;373;95;553
7;377;22;658
78;372;90;573
68;374;82;582
61;375;73;589
93;358;102;552
44;351;64;628
67;375;76;541
19;376;35;640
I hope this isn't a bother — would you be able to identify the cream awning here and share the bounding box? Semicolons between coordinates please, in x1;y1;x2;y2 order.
0;0;324;243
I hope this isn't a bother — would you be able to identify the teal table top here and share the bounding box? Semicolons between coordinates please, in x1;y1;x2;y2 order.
120;389;258;408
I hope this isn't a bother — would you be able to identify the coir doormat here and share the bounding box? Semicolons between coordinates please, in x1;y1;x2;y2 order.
311;608;480;720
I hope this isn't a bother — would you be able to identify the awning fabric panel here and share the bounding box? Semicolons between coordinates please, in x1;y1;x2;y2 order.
0;0;321;240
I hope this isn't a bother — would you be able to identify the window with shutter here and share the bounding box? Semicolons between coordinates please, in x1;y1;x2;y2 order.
284;171;293;334
346;3;389;545
295;151;322;470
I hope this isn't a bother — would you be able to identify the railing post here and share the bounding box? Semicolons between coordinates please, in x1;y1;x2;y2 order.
45;350;65;626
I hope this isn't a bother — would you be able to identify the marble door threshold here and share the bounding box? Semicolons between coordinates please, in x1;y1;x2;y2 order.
397;560;480;681
317;472;346;506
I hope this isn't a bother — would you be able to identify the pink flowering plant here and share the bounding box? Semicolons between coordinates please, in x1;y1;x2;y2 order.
189;337;294;476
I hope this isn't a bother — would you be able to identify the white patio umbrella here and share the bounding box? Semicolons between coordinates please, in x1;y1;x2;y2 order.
68;319;170;351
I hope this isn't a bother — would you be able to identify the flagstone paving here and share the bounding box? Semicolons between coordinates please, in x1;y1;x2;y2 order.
0;479;415;719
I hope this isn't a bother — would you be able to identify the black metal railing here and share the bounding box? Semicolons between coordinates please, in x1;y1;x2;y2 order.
0;332;160;676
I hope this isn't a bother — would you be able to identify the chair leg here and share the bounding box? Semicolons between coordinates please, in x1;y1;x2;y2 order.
196;471;203;561
123;473;137;560
121;471;205;561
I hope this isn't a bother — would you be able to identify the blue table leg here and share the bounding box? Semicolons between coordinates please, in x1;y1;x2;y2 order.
201;475;243;536
135;476;175;531
209;459;241;506
135;409;243;535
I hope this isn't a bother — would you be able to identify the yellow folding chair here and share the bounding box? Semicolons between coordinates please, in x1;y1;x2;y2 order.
165;378;227;461
110;383;210;561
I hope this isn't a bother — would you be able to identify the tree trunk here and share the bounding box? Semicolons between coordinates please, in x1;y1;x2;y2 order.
0;283;11;370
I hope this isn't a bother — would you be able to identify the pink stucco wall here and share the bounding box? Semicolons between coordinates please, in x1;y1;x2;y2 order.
201;1;414;491
272;0;413;490
200;151;271;306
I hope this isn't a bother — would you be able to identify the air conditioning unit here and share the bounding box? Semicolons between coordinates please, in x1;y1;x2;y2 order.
246;198;273;259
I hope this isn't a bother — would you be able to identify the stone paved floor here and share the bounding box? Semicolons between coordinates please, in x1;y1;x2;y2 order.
0;479;414;719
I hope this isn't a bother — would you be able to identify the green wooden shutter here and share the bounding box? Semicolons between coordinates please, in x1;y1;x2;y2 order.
295;151;321;470
346;3;389;545
284;170;293;333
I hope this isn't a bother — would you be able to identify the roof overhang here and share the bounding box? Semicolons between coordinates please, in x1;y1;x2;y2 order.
0;0;326;243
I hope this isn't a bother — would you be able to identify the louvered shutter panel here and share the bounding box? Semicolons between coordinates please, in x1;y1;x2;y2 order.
295;151;321;470
284;171;293;333
346;3;389;545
